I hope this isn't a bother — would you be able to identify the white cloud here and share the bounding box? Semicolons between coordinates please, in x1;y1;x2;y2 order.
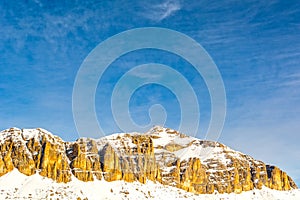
142;0;181;22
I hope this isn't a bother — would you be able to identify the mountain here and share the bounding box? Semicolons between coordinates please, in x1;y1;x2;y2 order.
0;126;298;199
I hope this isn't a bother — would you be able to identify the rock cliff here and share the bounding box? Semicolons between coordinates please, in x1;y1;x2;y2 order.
0;126;297;194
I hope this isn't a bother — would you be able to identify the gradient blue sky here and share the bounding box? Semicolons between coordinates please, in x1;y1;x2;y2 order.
1;0;300;185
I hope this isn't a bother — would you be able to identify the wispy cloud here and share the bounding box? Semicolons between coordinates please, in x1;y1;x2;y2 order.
142;0;181;22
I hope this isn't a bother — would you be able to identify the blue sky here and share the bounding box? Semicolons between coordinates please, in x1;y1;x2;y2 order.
1;0;300;185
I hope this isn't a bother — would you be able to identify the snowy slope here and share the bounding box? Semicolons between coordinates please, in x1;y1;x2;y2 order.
0;169;299;200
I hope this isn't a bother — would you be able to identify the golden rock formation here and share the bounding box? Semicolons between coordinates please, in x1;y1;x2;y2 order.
0;127;297;195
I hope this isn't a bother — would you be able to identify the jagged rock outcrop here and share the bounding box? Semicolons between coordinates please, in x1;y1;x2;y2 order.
0;128;71;182
0;127;297;195
99;134;158;183
66;138;102;181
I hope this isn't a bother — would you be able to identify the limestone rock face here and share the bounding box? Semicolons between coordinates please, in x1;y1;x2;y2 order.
179;157;207;193
66;138;102;181
99;134;158;183
146;126;298;194
0;128;71;182
0;127;297;195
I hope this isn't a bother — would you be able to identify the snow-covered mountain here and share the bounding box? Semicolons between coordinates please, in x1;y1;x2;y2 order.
0;126;298;199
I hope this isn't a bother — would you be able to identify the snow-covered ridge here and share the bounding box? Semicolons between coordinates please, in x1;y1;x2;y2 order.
0;126;279;167
0;126;298;198
93;126;257;168
0;127;64;143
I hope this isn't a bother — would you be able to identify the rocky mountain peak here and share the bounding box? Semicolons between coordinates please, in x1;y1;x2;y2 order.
0;127;297;195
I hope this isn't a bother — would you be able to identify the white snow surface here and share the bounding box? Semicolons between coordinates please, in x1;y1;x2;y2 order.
0;169;299;200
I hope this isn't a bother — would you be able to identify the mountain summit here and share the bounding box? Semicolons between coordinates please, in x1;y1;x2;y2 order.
0;126;297;196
